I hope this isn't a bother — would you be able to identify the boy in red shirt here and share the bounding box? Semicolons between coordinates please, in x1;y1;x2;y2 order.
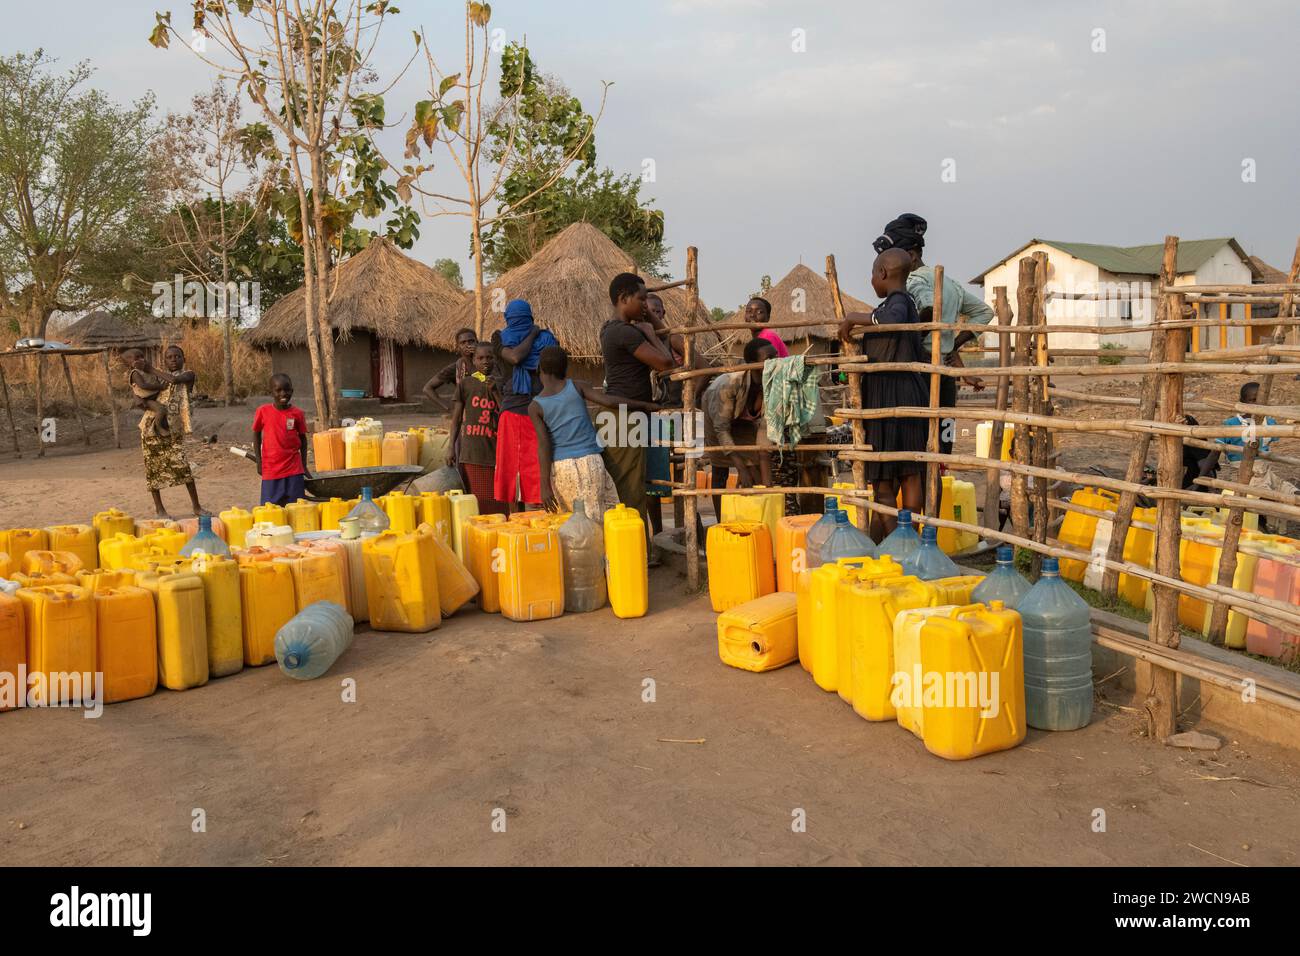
252;373;310;505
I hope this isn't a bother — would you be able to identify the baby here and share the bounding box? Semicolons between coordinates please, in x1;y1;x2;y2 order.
121;348;172;437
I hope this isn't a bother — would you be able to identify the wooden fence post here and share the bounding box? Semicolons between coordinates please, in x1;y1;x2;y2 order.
926;266;944;517
101;348;121;450
984;288;1011;532
682;246;701;591
826;255;866;529
1010;258;1037;542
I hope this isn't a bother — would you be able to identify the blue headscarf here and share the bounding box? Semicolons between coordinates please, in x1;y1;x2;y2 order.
499;299;556;395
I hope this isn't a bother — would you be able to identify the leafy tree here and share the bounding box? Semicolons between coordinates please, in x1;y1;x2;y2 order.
0;50;159;447
433;257;464;289
709;307;728;323
150;0;412;425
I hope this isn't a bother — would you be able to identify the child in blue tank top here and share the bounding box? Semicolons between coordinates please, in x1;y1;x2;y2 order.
530;345;659;517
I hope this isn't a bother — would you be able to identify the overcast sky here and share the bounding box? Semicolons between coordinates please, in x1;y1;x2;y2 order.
9;0;1299;311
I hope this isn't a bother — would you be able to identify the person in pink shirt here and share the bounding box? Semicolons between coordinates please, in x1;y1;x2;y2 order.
745;296;790;357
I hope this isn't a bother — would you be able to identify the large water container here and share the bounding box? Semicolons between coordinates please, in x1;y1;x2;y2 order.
604;504;647;619
219;506;255;547
0;592;25;711
817;510;877;565
972;545;1031;609
275;601;355;680
189;554;243;678
879;509;921;564
706;522;775;612
180;514;231;558
347;486;391;535
774;514;819;592
901;525;961;580
804;497;841;571
45;524;97;572
716;592;798;672
92;586;158;703
496;525;564;622
92;508;135;545
134;571;209;691
1018;557;1093;731
285;499;320;534
558;500;607;613
18;585;96;705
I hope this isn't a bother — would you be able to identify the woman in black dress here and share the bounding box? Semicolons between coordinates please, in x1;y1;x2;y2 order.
838;248;929;540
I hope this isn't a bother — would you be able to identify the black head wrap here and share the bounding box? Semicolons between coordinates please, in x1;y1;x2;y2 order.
872;213;928;255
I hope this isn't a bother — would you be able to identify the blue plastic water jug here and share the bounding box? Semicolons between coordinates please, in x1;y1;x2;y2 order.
180;513;231;558
971;545;1031;609
805;496;842;570
901;525;960;580
275;601;355;680
1018;557;1093;731
818;510;877;564
878;508;921;564
346;486;390;535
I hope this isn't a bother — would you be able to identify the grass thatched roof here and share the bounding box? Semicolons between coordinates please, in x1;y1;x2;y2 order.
63;310;175;350
247;237;467;348
1249;256;1288;285
725;263;872;346
439;222;721;360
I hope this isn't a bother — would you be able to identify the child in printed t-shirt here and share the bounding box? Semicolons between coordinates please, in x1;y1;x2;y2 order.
252;373;310;505
450;342;506;514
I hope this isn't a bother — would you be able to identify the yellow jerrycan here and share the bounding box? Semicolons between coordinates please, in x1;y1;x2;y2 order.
976;421;1015;461
381;431;420;466
811;556;905;694
239;560;298;664
135;571;209;691
45;525;97;572
1058;488;1119;582
417;492;454;549
189;555;244;678
10;569;77;589
302;539;353;617
423;524;479;617
0;550;10;579
276;550;347;613
831;482;866;528
92;586;158;703
381;491;420;534
92;508;135;544
253;503;287;527
285;499;321;534
720;488;784;546
716;592;799;672
706;521;775;613
98;531;143;571
916;602;1026;760
1199;539;1259;649
17;585;95;705
21;550;86;577
76;568;135;592
775;514;820;593
446;490;480;562
1118;506;1157;607
141;527;187;556
841;574;938;717
363;529;442;633
336;536;368;624
0;592;24;712
5;528;49;569
936;477;979;554
496;524;564;622
604;504;648;619
893;605;962;738
464;514;507;613
317;498;354;532
312;428;345;472
929;575;986;607
219;506;255;547
1177;523;1221;629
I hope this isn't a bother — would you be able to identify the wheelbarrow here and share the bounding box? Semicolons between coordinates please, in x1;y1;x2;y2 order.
302;465;424;502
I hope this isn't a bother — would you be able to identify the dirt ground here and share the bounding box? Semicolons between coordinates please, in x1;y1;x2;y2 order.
2;398;1299;866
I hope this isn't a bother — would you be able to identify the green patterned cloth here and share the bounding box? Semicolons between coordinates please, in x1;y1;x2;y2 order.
763;355;820;448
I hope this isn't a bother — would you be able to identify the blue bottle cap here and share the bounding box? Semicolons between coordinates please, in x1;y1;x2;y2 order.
921;524;938;543
825;496;838;511
1041;557;1060;574
198;514;212;531
898;509;912;524
833;510;849;524
996;544;1014;562
361;486;373;500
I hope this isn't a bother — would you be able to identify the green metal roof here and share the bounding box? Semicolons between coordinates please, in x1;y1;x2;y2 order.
971;237;1257;283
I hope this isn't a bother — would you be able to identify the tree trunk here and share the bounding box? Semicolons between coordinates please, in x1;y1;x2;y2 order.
290;147;327;428
219;198;235;407
309;148;337;426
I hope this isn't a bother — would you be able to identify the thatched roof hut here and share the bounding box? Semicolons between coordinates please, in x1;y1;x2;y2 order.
725;263;872;349
439;222;721;360
246;237;467;348
63;310;174;351
1249;256;1288;285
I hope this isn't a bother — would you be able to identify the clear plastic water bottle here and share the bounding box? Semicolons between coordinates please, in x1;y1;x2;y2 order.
1018;556;1093;731
275;601;355;680
971;545;1031;609
558;498;607;613
879;508;921;564
346;486;390;535
805;496;842;570
818;510;877;564
180;513;231;558
901;525;960;580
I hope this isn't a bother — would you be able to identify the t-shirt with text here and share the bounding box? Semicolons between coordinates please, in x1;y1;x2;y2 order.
456;375;499;466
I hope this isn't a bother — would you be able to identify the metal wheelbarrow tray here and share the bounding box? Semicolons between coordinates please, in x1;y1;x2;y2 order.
303;465;424;501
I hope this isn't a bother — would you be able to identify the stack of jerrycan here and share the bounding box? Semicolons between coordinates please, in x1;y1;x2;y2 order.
720;488;783;551
99;532;146;571
1244;536;1300;659
774;514;819;592
276;548;348;613
344;418;383;469
496;520;564;622
362;526;442;632
22;550;85;577
253;503;287;527
706;522;775;613
795;555;903;689
605;504;648;619
716;591;799;672
936;476;979;555
900;602;1026;760
1058;487;1120;582
411;427;451;473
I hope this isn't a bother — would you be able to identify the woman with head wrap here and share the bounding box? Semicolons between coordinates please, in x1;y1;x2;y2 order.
492;299;556;510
